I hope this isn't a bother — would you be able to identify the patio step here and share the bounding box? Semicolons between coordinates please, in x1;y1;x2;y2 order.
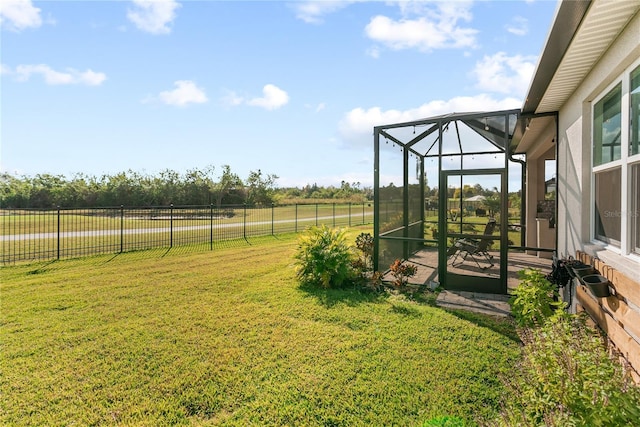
436;290;512;317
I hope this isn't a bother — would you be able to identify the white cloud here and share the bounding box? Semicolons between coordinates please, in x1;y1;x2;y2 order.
247;84;290;110
221;89;244;107
304;102;326;112
9;64;106;86
366;46;380;59
157;80;208;107
0;0;42;31
127;0;181;34
339;94;521;147
291;1;356;24
365;2;477;53
472;52;536;96
506;16;529;36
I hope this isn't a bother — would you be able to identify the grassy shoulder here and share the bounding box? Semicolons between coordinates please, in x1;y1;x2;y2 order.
1;228;520;426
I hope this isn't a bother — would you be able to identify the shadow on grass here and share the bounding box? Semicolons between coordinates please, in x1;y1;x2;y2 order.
443;307;520;342
298;283;388;308
389;303;422;317
25;260;59;275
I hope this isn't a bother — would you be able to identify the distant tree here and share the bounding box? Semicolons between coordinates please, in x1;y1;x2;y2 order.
246;169;278;206
483;194;501;218
213;165;243;208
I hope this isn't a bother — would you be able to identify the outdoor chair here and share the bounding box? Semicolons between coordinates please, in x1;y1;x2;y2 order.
448;219;496;269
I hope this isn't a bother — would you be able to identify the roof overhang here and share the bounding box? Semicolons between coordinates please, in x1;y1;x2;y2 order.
515;0;640;154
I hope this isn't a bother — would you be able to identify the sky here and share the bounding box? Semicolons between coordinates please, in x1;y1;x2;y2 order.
1;0;559;189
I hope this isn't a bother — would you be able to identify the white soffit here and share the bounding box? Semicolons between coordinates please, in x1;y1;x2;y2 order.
537;0;640;113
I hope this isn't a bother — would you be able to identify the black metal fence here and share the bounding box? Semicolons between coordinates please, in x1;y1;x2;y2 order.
1;203;373;264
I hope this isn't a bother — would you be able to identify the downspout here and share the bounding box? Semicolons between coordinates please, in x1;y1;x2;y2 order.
508;152;526;248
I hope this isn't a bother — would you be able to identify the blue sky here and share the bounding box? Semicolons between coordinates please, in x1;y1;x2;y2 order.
1;0;558;188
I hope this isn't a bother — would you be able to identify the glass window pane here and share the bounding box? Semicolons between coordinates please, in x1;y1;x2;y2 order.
593;84;622;166
631;66;640;157
594;167;621;245
632;163;640;254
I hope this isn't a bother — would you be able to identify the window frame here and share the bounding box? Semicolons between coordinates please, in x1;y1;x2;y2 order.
591;59;640;260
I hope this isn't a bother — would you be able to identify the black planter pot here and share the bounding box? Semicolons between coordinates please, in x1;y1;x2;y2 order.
581;274;611;298
570;262;595;278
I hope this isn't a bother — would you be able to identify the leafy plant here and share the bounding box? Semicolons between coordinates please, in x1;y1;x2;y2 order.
354;232;374;271
494;314;640;426
389;259;417;288
293;225;356;288
421;415;466;426
351;232;384;291
509;269;565;328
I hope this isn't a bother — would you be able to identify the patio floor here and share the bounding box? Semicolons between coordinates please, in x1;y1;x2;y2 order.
386;248;552;291
383;249;553;317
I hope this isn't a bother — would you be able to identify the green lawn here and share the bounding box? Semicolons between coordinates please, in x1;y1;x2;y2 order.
1;228;520;426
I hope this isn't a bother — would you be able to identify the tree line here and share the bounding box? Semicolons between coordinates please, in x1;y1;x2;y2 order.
0;166;372;209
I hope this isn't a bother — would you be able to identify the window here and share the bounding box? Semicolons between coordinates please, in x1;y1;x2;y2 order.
595;167;621;244
631;66;640;157
592;62;640;257
594;84;622;166
632;163;640;254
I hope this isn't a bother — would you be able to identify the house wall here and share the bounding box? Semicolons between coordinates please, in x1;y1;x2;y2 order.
555;10;640;379
525;145;555;255
556;10;640;279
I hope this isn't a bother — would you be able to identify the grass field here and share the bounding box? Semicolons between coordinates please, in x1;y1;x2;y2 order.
1;227;521;426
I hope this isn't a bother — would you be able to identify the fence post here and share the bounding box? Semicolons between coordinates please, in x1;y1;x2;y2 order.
333;203;336;227
271;203;274;236
363;202;365;224
57;206;60;260
243;204;247;241
120;205;124;253
170;204;173;248
210;203;213;250
315;203;318;226
349;202;352;227
295;204;298;233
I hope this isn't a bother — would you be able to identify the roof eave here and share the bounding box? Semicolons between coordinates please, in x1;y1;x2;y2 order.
522;0;592;115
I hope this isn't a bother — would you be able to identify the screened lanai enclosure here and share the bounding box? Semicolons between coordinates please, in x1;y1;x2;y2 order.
373;109;541;294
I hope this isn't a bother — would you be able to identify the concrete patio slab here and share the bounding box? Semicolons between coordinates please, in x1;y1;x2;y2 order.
435;290;512;317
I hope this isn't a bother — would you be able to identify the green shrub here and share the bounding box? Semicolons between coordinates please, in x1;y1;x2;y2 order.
354;232;374;269
351;232;385;291
494;314;640;426
509;269;564;328
293;225;356;288
422;415;467;426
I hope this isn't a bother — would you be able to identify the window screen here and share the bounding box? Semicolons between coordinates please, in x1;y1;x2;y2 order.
594;167;621;245
632;163;640;254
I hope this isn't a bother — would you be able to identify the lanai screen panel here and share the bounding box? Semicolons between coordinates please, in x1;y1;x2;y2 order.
377;141;405;270
407;154;424;254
